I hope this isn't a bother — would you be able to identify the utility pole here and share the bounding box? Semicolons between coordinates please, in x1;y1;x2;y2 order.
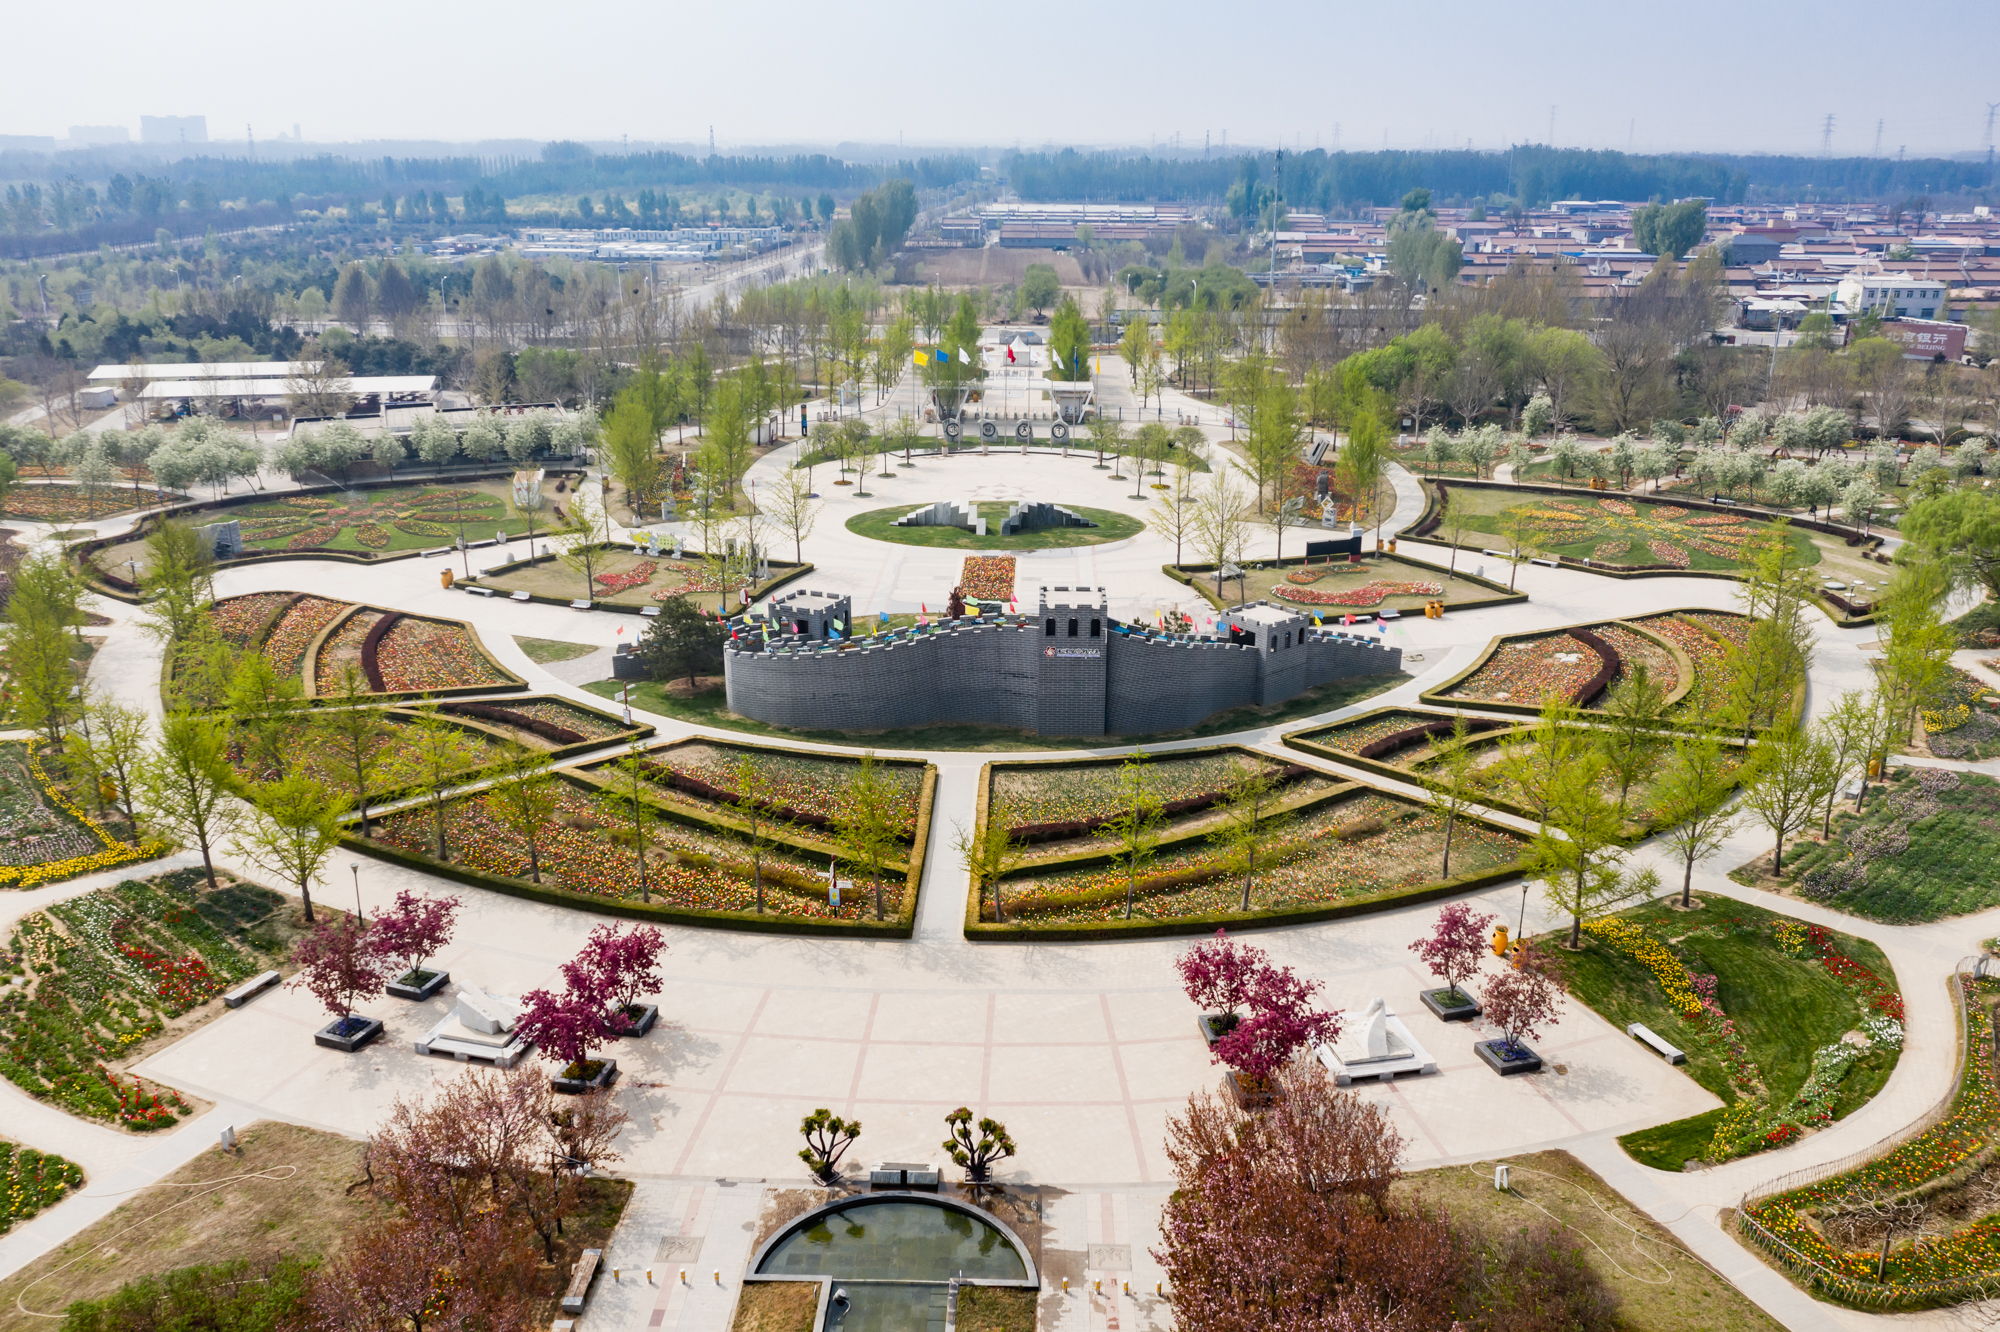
1873;119;1884;157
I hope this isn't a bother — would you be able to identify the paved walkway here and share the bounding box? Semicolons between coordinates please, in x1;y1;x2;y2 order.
8;452;1999;1330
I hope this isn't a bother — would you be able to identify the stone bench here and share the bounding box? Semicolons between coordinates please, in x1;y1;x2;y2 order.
1627;1022;1686;1065
560;1249;602;1315
422;547;450;558
466;586;494;597
222;969;281;1009
1531;557;1560;568
511;590;532;601
569;599;592;610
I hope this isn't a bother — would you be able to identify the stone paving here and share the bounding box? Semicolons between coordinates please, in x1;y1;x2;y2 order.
1;450;1993;1331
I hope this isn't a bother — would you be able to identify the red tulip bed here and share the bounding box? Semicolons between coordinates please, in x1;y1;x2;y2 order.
1629;614;1740;722
1686;610;1753;646
1445;633;1604;706
262;596;353;676
1;870;287;1129
994;794;1523;924
960;556;1016;602
650;565;724;598
1496;497;1784;572
1271;577;1442;608
368;782;889;919
373;617;512;693
594;561;657;595
201;592;295;648
646;742;923;836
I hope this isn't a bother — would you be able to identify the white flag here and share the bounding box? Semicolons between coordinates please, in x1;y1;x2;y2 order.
958;346;971;364
1049;347;1063;369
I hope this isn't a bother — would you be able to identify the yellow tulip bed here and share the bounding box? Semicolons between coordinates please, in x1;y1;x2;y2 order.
0;743;164;890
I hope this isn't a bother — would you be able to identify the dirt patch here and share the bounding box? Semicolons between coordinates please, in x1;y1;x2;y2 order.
0;1121;380;1332
898;248;1085;288
731;1280;820;1332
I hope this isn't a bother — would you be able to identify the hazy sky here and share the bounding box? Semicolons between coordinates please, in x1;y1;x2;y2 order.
7;0;1997;159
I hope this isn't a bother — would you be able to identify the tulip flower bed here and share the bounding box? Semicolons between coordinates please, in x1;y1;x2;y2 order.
1271;578;1443;608
1780;768;2000;923
3;485;182;522
1442;632;1605;706
314;610;383;694
1628;613;1740;721
201;592;297;649
262;596;353;676
0;1139;84;1233
593;561;656;595
0;869;290;1128
0;743;164;889
639;740;924;838
1922;669;2000;761
363;781;897;920
229;483;509;555
1592;622;1681;694
372;616;514;693
1737;976;2000;1310
1450;495;1812;573
991;750;1297;832
1553;900;1901;1172
993;794;1524;925
1293;710;1462;758
482;698;634;743
960;556;1016;602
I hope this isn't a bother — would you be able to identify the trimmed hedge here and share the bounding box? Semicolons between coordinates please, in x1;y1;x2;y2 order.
358;611;403;692
1567;627;1620;708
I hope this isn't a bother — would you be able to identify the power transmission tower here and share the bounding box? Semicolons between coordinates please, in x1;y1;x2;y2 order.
1820;114;1835;158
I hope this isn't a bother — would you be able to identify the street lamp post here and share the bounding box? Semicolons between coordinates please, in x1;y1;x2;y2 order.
350;861;363;925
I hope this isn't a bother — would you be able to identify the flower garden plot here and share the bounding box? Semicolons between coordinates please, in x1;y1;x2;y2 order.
0;743;164;889
1285;709;1469;761
362;779;904;921
988;792;1525;926
475;549;725;606
1539;900;1901;1172
227;482;511;556
446;697;639;745
1920;668;2000;761
261;596;353;677
1736;976;2000;1311
372;616;513;693
0;1140;84;1233
631;739;926;842
1434;491;1819;574
1440;632;1606;707
960;556;1015;603
0;870;291;1128
1174;554;1509;617
1628;614;1739;722
198;592;297;649
1779;768;2000;923
1593;622;1682;695
312;609;382;695
2;485;183;522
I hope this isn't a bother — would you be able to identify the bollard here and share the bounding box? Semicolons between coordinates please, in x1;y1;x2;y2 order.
679;1269;687;1285
646;1268;654;1284
1123;1282;1130;1296
1061;1278;1068;1294
613;1269;620;1282
1156;1282;1163;1297
713;1270;721;1285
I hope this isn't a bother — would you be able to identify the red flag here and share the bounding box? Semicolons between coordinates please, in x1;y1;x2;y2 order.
921;603;929;615
1006;345;1016;363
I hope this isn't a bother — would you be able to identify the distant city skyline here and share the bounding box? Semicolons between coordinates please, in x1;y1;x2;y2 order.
3;0;1997;161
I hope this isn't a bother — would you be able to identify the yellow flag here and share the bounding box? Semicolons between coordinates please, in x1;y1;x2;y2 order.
913;348;925;368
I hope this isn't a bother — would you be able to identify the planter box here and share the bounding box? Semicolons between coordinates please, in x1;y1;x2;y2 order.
314;1015;384;1053
1474;1039;1542;1076
552;1058;619;1096
386;968;450;1002
1196;1013;1239;1049
1225;1070;1275;1109
611;1003;658;1038
1419;988;1481;1022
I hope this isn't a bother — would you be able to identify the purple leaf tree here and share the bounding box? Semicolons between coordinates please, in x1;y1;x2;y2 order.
515;986;604;1073
1479;953;1565;1056
1175;929;1269;1032
1407;901;1498;1003
289;918;391;1024
366;889;462;983
564;923;667;1035
1211;963;1341;1087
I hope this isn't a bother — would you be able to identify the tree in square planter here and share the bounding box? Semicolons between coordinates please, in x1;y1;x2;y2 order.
1211;964;1341;1108
1176;929;1270;1048
291;917;392;1052
573;922;666;1038
371;889;462;1001
518;987;619;1095
1476;950;1564;1076
1407;901;1497;1023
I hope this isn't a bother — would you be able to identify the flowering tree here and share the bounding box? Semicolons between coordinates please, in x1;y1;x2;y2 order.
1407;901;1497;1003
1212;964;1341;1086
1479;953;1565;1056
567;923;666;1033
516;986;605;1073
367;889;462;982
288;917;390;1021
1175;929;1269;1030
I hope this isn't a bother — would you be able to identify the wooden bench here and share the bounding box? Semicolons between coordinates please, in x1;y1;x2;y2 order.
559;1248;602;1315
222;970;282;1009
1627;1022;1686;1065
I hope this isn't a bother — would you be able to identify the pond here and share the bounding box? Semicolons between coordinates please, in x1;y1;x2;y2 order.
753;1197;1033;1332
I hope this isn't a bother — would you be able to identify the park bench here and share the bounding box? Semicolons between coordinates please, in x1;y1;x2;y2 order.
1531;557;1560;568
511;590;531;601
422;547;449;558
222;969;281;1009
639;605;660;617
1627;1022;1686;1065
466;586;493;597
560;1249;602;1315
569;599;593;611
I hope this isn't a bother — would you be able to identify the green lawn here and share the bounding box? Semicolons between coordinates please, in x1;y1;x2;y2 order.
586;671;1404;751
1540;899;1901;1172
231;481;517;556
1780;769;2000;922
845;503;1145;550
1434;488;1819;574
513;636;600;664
